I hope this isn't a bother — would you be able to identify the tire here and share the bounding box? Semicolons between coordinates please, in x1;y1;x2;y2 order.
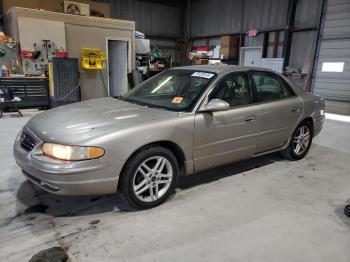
345;205;350;218
0;100;3;118
119;146;179;210
282;121;313;161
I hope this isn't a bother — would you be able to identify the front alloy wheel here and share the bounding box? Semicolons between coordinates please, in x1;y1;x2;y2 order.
133;156;173;202
120;146;179;209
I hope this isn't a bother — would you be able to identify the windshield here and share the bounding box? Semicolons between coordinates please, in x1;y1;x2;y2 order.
120;69;216;111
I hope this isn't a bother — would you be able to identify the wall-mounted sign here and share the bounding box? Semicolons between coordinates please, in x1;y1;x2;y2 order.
248;29;258;37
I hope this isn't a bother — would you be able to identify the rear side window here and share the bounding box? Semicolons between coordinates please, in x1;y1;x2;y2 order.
251;72;295;102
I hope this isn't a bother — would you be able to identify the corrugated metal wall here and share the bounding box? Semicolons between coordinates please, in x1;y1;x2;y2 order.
107;0;325;40
294;0;323;29
110;0;183;38
241;0;289;32
312;0;350;115
189;0;324;78
289;31;318;69
287;0;323;76
189;0;289;38
190;0;242;38
107;0;334;104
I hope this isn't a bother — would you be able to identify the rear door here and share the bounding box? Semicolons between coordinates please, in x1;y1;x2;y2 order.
249;71;303;153
193;72;260;172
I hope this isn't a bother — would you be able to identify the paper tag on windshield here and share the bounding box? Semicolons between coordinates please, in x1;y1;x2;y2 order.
191;72;214;79
172;97;184;104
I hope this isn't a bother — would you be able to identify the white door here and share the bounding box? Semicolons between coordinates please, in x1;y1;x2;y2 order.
241;47;262;68
107;40;129;97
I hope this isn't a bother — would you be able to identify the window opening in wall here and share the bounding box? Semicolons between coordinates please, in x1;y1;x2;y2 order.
321;62;344;73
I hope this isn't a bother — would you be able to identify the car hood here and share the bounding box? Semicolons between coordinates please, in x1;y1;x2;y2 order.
26;97;179;144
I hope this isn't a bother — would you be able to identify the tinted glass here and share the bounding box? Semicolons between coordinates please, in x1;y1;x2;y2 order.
279;77;295;97
209;73;251;107
120;69;216;111
252;72;295;102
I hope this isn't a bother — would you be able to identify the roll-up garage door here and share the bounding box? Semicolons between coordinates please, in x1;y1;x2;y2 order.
312;0;350;115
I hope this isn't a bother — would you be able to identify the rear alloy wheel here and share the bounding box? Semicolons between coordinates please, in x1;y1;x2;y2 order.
282;122;313;160
120;146;179;209
292;125;311;156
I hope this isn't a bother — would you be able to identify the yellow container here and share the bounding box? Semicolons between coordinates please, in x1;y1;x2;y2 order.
81;48;106;70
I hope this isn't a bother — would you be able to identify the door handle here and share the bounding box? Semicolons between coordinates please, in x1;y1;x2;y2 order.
245;115;255;122
291;107;300;113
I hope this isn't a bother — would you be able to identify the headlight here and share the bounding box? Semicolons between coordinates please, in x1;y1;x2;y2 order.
42;143;104;161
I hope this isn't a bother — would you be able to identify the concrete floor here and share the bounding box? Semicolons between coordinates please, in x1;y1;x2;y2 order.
0;116;349;262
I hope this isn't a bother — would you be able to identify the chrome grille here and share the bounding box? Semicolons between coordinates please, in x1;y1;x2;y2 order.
20;130;38;151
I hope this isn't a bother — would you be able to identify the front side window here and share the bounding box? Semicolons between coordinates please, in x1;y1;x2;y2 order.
252;72;295;102
120;69;216;111
209;73;252;107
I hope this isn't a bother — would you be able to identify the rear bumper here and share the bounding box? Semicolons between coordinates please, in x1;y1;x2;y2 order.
13;129;124;195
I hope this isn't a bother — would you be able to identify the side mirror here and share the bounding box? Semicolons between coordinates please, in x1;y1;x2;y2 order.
198;99;230;113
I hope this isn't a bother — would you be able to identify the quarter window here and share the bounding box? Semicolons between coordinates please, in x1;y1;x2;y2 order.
252;72;295;102
209;73;251;107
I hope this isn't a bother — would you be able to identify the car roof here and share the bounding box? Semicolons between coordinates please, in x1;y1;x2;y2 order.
172;65;275;74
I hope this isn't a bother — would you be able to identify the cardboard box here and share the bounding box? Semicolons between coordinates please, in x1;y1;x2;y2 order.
192;58;208;65
149;61;166;72
220;46;238;59
64;1;90;16
188;52;208;61
221;35;239;46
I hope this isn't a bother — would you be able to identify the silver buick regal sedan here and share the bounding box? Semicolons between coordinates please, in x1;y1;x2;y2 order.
14;65;325;209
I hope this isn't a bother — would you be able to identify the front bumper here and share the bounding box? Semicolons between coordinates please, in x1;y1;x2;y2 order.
13;128;124;195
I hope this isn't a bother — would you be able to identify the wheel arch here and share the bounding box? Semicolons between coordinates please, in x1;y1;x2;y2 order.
300;117;314;136
117;140;186;192
284;116;315;151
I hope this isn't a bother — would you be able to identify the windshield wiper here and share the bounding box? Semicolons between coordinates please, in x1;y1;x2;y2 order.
116;96;178;111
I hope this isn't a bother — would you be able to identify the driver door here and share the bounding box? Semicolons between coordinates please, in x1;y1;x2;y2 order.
193;72;260;172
